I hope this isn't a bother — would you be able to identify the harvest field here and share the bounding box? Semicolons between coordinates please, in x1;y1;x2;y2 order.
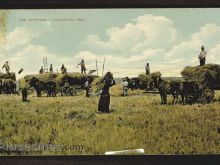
1;85;220;155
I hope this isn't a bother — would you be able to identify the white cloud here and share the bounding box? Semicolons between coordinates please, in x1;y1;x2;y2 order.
1;23;54;78
6;27;38;50
6;22;52;51
4;45;55;76
127;49;164;62
0;32;6;58
82;14;177;55
191;23;220;42
209;44;220;63
74;51;101;62
164;23;220;70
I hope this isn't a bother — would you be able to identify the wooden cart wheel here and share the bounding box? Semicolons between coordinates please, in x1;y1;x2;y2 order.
199;98;207;105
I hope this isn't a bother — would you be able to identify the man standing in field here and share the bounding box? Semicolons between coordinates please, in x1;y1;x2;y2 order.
62;79;70;95
145;63;150;75
122;77;129;96
85;78;91;97
78;59;86;74
19;79;29;102
198;45;207;66
2;61;10;75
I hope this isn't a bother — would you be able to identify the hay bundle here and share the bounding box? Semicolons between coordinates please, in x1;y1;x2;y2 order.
138;72;161;87
55;72;85;86
0;72;16;80
181;64;220;89
91;76;104;93
18;78;28;89
1;78;13;83
55;72;83;81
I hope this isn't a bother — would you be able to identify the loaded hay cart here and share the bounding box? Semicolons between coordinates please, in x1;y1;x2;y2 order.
181;64;220;103
22;72;98;96
138;72;161;91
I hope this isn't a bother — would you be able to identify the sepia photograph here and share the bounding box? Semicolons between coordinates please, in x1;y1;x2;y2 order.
0;9;220;155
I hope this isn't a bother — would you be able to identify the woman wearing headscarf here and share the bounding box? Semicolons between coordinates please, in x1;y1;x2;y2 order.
98;72;115;113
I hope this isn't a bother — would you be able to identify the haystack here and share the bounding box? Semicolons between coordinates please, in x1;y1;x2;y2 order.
91;76;104;93
138;72;161;87
24;73;57;82
23;72;98;86
18;78;28;89
181;64;220;89
0;72;16;81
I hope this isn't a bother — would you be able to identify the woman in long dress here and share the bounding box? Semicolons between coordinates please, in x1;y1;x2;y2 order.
98;72;115;113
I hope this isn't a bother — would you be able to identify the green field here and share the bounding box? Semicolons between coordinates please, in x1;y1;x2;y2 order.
0;85;220;155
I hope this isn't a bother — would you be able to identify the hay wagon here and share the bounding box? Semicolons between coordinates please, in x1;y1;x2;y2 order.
137;72;161;91
22;72;98;96
181;64;220;103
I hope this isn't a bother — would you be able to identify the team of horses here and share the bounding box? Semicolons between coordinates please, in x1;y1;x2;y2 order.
28;76;93;97
127;76;213;105
29;77;57;97
153;77;201;105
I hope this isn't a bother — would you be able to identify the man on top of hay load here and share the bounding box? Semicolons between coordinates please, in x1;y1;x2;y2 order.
198;45;207;66
50;64;53;73
122;77;129;96
39;66;44;74
60;64;67;74
77;59;86;74
2;61;10;75
145;62;150;75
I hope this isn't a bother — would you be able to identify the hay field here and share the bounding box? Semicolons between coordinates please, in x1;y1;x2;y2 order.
0;85;220;155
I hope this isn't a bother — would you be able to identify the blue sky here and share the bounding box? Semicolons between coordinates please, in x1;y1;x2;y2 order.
1;9;220;78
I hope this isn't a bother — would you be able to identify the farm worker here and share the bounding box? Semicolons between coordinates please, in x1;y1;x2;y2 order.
50;64;53;73
131;78;136;90
19;79;29;102
77;59;86;74
198;45;207;66
145;63;150;75
85;78;91;97
60;64;67;74
98;72;115;113
63;79;69;94
2;61;10;75
39;66;44;74
122;77;129;96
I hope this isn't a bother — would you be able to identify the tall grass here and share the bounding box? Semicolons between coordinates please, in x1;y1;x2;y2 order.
0;87;220;155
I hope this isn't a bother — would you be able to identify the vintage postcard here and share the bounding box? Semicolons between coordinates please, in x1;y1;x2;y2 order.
0;9;220;155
